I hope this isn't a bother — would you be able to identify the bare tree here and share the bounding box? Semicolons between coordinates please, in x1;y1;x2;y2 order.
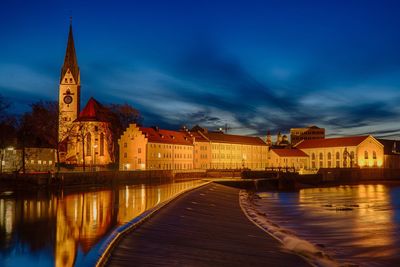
73;122;91;172
0;95;17;173
107;103;142;165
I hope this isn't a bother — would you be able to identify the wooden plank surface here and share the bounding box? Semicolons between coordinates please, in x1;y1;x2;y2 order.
105;183;310;267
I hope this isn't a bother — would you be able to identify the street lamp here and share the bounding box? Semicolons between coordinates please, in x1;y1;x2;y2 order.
93;144;98;171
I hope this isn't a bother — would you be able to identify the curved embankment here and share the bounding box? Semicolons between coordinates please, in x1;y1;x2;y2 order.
99;183;310;267
94;181;211;267
239;191;348;267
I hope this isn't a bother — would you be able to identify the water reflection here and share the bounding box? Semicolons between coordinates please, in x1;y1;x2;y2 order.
256;184;400;266
0;180;203;267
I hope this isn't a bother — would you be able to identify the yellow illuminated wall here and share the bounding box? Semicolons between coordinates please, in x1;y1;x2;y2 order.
268;150;308;170
209;142;268;170
299;136;383;169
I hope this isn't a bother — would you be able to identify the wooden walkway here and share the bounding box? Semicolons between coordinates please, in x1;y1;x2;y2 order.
105;183;310;267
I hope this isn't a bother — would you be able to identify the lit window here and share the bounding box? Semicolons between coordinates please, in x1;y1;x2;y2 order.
38;160;42;165
49;160;53;165
43;161;47;165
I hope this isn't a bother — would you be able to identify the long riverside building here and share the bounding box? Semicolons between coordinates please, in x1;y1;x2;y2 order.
295;135;384;169
118;124;268;171
191;127;268;170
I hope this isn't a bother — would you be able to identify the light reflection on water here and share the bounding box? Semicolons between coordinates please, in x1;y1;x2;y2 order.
256;184;400;266
0;180;204;267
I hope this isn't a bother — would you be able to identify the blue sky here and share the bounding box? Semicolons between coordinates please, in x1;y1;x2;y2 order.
1;0;400;138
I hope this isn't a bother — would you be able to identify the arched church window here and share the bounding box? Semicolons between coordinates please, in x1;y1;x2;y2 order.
100;133;105;156
65;78;68;83
87;133;92;156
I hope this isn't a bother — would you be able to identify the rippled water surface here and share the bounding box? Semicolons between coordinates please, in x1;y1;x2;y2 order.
0;180;204;267
254;184;400;266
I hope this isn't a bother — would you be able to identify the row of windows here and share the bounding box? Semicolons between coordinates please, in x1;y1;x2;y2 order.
211;144;264;151
62;117;72;122
149;143;191;150
148;163;193;170
64;77;74;83
150;152;192;159
311;151;377;161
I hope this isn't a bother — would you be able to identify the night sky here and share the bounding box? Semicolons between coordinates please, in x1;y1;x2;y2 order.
1;0;400;138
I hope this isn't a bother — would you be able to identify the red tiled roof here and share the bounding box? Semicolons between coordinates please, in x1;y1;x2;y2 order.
76;97;109;122
296;136;369;149
201;132;267;146
140;127;193;146
272;149;308;157
190;131;209;142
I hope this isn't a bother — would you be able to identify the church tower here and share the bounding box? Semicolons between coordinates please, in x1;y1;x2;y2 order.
58;21;80;141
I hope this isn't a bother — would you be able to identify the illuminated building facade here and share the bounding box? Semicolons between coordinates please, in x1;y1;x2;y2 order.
58;23;113;167
191;128;268;170
63;98;113;166
290;125;325;146
119;123;194;170
295;135;384;169
268;148;309;170
0;147;56;173
119;124;268;170
58;22;80;142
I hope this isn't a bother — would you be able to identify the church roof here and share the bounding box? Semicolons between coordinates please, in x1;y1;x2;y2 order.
60;23;79;83
76;97;109;122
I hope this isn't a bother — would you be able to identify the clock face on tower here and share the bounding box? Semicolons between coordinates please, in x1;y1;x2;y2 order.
64;95;73;104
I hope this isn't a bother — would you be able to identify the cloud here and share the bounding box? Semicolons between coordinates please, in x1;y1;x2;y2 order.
83;40;400;138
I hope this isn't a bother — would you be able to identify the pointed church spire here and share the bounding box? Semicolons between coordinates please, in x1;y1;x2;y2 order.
61;19;79;83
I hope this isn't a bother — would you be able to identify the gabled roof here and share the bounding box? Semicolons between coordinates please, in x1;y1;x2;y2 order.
201;132;267;146
60;23;79;82
191;131;209;142
76;97;109;122
296;136;370;149
272;149;308;157
377;139;400;155
140;127;193;146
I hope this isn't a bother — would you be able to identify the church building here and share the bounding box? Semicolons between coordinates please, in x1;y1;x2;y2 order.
58;22;113;168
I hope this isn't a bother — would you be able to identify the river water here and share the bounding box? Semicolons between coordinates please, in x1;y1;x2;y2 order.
250;184;400;266
0;180;205;267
